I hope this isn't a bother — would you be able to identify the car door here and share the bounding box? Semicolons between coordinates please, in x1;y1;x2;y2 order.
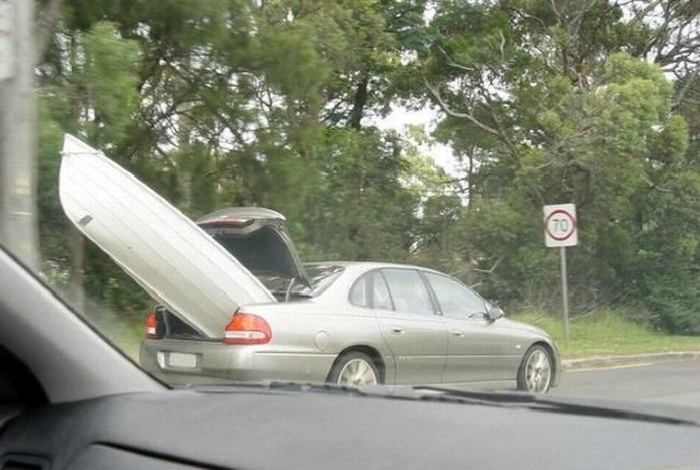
372;269;448;385
423;272;520;385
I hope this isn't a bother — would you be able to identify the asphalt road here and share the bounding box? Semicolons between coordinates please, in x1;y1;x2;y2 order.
551;358;700;408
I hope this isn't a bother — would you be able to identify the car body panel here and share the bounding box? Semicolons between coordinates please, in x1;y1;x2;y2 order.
443;316;524;383
59;134;275;338
373;307;448;384
140;338;339;385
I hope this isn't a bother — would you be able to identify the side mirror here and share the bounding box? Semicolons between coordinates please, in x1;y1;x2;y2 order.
487;307;504;321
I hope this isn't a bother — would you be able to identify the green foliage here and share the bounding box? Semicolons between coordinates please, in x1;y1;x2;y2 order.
81;22;140;144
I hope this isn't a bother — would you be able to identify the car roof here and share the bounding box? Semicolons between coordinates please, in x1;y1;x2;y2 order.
303;260;443;275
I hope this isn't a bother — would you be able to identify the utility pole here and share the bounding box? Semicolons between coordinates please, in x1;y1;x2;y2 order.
0;0;39;270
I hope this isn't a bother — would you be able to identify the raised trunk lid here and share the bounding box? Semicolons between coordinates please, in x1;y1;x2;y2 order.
59;135;276;338
197;207;310;289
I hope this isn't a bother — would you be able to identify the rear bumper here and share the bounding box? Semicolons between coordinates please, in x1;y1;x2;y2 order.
139;339;336;386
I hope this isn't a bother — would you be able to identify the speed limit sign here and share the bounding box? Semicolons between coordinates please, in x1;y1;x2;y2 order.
544;203;578;247
543;203;577;343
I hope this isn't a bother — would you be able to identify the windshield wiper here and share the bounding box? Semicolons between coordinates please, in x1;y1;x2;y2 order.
187;380;697;426
191;380;377;396
413;386;698;427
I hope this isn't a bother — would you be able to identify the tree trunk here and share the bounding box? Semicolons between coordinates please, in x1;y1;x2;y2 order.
62;32;85;308
348;77;368;130
466;148;474;209
176;54;193;213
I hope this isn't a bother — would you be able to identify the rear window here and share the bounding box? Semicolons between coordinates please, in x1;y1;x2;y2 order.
349;274;370;307
349;270;394;310
259;264;344;298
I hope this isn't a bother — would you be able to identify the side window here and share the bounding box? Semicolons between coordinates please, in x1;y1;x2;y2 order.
424;273;486;319
371;271;393;310
349;274;369;307
381;269;435;315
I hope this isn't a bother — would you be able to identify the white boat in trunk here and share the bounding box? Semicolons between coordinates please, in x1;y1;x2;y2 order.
59;134;276;338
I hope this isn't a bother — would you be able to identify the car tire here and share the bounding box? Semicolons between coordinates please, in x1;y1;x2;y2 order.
327;351;382;386
517;344;553;394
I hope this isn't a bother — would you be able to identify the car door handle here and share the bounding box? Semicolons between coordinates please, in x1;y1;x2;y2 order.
390;326;404;334
452;330;464;337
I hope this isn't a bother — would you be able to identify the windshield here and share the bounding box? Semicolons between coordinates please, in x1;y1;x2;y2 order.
1;0;700;419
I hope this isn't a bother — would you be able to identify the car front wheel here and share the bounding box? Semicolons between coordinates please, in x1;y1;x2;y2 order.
327;352;381;386
517;345;553;394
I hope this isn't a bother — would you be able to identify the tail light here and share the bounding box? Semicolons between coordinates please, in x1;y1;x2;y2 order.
145;310;158;339
223;312;272;345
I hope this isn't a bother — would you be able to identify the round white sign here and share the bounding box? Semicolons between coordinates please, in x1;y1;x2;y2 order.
543;204;578;247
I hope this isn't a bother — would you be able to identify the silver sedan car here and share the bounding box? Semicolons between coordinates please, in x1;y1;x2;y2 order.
59;135;561;394
141;259;561;393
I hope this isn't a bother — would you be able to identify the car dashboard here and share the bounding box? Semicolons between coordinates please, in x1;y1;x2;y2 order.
0;386;699;470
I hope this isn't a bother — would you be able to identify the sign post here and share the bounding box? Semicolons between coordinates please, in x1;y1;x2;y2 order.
543;203;578;344
559;245;569;343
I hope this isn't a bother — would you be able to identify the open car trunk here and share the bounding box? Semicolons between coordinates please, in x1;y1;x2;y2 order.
59;135;288;339
196;207;310;289
154;207;314;340
152;261;343;341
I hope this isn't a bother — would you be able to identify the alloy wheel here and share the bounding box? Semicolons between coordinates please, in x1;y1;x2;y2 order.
525;349;551;393
337;358;378;386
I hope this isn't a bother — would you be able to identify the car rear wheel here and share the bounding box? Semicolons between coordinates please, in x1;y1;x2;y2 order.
517;345;553;394
328;352;381;386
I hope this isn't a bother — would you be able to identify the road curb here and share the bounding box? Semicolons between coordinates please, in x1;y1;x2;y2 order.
561;351;700;370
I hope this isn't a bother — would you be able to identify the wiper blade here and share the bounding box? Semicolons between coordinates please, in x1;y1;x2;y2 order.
192;381;511;406
188;381;697;426
190;380;377;396
414;386;698;427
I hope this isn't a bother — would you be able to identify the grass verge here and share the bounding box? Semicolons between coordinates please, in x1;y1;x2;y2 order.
510;311;700;359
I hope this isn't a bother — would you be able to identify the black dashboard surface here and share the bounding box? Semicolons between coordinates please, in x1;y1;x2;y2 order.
0;387;699;470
